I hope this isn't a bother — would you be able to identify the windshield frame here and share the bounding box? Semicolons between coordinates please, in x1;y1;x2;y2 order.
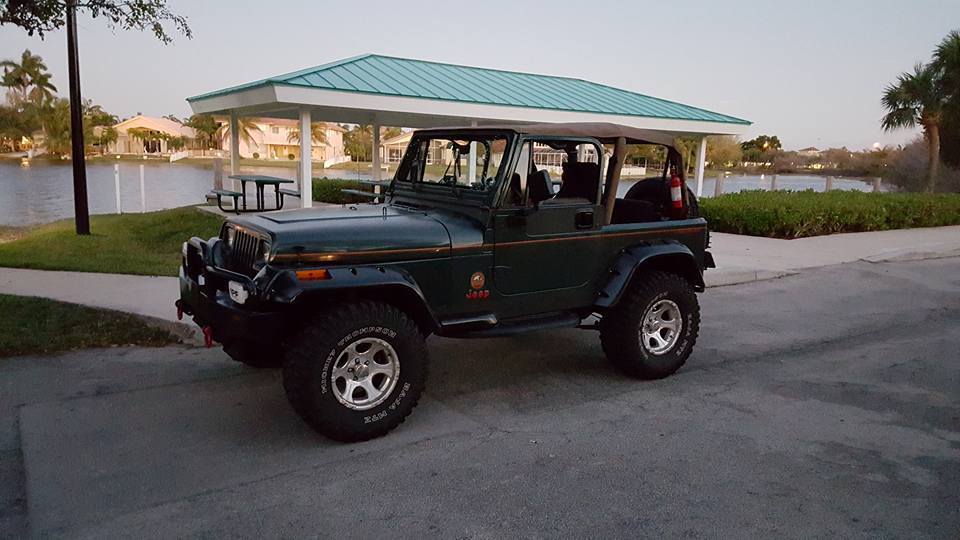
390;130;515;206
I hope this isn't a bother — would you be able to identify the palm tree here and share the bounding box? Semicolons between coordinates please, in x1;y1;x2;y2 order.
0;49;56;107
217;117;263;149
286;122;327;145
934;30;960;168
185;114;219;150
882;63;947;192
934;30;960;98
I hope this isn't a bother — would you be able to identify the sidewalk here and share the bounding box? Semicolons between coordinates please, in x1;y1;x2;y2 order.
706;225;960;286
1;226;958;332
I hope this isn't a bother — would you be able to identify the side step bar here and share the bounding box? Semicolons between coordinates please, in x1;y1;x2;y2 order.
439;311;581;338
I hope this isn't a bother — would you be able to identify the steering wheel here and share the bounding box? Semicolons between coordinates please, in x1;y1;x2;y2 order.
472;177;495;190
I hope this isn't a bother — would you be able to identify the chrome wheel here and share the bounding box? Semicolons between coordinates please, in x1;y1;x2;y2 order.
331;337;400;411
640;299;682;355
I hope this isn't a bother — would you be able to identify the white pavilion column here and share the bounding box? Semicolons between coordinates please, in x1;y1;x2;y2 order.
299;108;312;208
372;122;381;182
468;120;477;183
229;110;240;190
694;136;707;197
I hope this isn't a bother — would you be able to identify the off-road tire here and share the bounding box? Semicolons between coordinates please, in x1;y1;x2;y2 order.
600;271;700;379
223;341;283;368
282;301;429;442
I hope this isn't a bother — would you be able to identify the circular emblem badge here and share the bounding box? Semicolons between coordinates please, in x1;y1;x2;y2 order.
470;271;486;290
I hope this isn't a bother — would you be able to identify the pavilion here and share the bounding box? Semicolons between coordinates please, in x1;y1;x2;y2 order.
186;54;751;206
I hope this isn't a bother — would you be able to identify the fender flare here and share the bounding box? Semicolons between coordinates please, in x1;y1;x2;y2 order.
267;265;440;332
594;242;704;309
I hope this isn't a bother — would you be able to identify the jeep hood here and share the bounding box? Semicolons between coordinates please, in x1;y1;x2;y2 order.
230;205;454;265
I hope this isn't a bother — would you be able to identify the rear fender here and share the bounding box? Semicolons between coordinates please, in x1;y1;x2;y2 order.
595;242;704;309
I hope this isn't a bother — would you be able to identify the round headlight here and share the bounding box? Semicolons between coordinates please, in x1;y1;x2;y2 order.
225;227;236;247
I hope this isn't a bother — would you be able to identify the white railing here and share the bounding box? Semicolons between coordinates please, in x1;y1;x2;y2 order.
169;150;190;162
323;155;351;168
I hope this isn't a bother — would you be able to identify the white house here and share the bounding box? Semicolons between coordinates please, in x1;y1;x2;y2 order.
108;115;196;154
233;119;346;162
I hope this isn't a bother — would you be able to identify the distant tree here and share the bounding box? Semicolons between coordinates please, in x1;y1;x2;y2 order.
287;122;328;145
41;97;92;155
163;113;181;124
126;126;153;151
625;144;666;168
740;135;782;163
216;116;262;150
165;134;187;151
882;63;948;192
890;136;960;192
342;125;400;161
0;103;37;149
0;49;56;107
93;124;117;154
83;100;116;126
706;136;742;167
0;0;191;43
185;114;219;150
344;124;374;161
383;126;401;140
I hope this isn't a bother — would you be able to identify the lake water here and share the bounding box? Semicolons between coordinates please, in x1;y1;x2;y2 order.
0;160;879;226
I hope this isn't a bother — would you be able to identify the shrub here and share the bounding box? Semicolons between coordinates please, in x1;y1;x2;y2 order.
252;152;260;159
700;190;960;238
311;177;375;204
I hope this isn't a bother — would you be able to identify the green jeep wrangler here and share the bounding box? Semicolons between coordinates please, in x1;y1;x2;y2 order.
178;123;714;442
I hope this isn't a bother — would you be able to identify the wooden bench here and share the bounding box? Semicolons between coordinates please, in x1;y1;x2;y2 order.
211;189;242;214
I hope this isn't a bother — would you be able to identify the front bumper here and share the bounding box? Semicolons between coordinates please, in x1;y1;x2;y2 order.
178;238;286;345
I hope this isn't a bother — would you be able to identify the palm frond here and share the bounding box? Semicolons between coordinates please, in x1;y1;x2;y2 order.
934;30;960;98
881;62;946;131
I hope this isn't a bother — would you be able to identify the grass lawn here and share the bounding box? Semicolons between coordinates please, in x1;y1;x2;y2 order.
0;206;224;276
0;294;177;358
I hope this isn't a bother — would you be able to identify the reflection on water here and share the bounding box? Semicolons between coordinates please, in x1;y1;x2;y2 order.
0;160;878;226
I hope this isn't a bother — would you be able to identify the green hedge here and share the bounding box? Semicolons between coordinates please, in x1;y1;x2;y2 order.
700;190;960;238
311;177;375;204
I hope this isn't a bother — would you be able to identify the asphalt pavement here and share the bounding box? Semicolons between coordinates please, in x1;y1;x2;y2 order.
1;257;958;538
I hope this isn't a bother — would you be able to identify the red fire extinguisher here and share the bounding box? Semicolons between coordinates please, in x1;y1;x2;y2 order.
669;166;684;218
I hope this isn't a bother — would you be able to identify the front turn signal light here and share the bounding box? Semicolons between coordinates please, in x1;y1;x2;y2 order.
296;269;332;281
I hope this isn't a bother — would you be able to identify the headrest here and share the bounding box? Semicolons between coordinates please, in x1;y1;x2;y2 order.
528;170;553;205
558;162;601;201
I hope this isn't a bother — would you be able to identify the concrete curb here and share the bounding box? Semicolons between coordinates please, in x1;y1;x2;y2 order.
861;249;960;264
705;269;797;288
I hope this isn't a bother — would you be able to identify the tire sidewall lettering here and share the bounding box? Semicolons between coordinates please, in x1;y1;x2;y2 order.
322;324;410;420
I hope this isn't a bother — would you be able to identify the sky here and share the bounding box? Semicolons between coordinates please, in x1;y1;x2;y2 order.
1;0;958;151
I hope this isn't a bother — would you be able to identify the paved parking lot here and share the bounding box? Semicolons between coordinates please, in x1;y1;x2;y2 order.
2;258;958;538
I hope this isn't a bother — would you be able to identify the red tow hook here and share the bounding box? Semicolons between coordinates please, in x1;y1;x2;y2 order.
202;326;214;348
175;299;184;321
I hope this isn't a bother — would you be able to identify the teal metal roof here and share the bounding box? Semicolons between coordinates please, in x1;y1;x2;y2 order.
188;54;749;125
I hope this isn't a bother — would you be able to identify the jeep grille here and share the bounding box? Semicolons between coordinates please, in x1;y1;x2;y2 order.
224;227;265;275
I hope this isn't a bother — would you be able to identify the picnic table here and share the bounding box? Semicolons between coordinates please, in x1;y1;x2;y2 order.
228;175;296;211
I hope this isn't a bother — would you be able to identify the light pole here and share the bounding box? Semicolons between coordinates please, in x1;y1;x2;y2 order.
66;0;90;235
